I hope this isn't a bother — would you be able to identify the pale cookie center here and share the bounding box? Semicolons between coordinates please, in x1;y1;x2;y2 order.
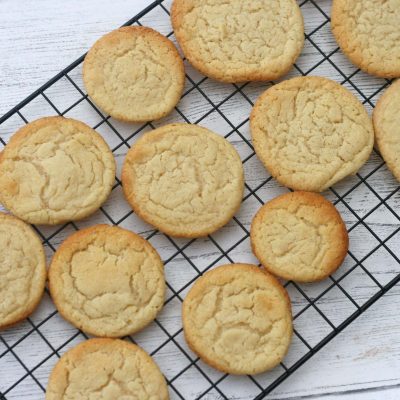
259;87;370;186
341;2;400;62
62;243;161;324
133;134;241;226
377;90;400;176
180;0;301;70
101;43;175;111
1;130;112;219
257;209;333;275
59;349;163;398
0;226;42;319
192;282;288;369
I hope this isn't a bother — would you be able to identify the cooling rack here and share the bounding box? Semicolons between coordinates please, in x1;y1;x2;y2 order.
1;0;400;399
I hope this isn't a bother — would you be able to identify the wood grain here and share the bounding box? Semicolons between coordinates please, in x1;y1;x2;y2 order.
1;0;400;399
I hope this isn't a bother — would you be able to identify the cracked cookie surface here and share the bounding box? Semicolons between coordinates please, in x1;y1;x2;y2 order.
122;123;244;238
171;0;304;83
251;192;348;282
49;225;165;337
46;338;169;400
250;76;374;192
373;80;400;182
183;263;292;375
83;26;185;122
332;0;400;78
0;117;115;225
0;212;46;329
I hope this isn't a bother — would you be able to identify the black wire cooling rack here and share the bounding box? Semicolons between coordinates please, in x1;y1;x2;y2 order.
1;0;400;399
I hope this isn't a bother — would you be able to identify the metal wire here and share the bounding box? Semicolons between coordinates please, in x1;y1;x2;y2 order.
0;0;398;399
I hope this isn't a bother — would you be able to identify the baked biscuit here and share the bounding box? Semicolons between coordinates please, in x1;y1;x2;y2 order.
0;117;115;225
46;338;169;400
332;0;400;78
0;212;46;329
183;264;292;375
83;26;185;122
373;80;400;182
251;192;349;282
122;123;244;238
171;0;304;83
49;225;165;337
250;76;374;192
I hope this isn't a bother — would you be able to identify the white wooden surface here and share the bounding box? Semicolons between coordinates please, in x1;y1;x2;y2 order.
1;0;400;399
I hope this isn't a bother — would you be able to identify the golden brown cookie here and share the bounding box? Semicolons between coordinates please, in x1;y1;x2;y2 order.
373;79;400;182
0;116;115;225
122;123;244;238
46;338;169;400
49;225;165;337
250;76;374;192
183;264;292;375
0;212;46;330
251;192;349;282
83;26;185;122
331;0;400;78
171;0;304;83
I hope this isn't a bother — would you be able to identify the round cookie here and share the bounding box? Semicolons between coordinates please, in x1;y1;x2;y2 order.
122;123;244;238
0;117;115;225
46;338;169;400
373;80;400;182
250;76;374;192
171;0;304;83
183;263;292;375
251;192;349;282
49;225;165;337
331;0;400;78
83;26;185;122
0;212;46;329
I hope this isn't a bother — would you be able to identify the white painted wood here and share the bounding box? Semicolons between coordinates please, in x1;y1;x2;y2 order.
1;0;400;399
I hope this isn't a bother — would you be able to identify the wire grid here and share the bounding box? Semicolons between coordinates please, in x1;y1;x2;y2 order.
1;0;400;398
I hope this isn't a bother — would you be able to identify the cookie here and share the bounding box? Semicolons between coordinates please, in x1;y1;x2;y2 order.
373;80;400;182
49;225;165;337
83;26;185;122
250;76;374;192
122;123;244;238
0;117;115;225
0;212;46;330
331;0;400;78
251;192;349;282
46;338;169;400
171;0;304;83
183;263;292;375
